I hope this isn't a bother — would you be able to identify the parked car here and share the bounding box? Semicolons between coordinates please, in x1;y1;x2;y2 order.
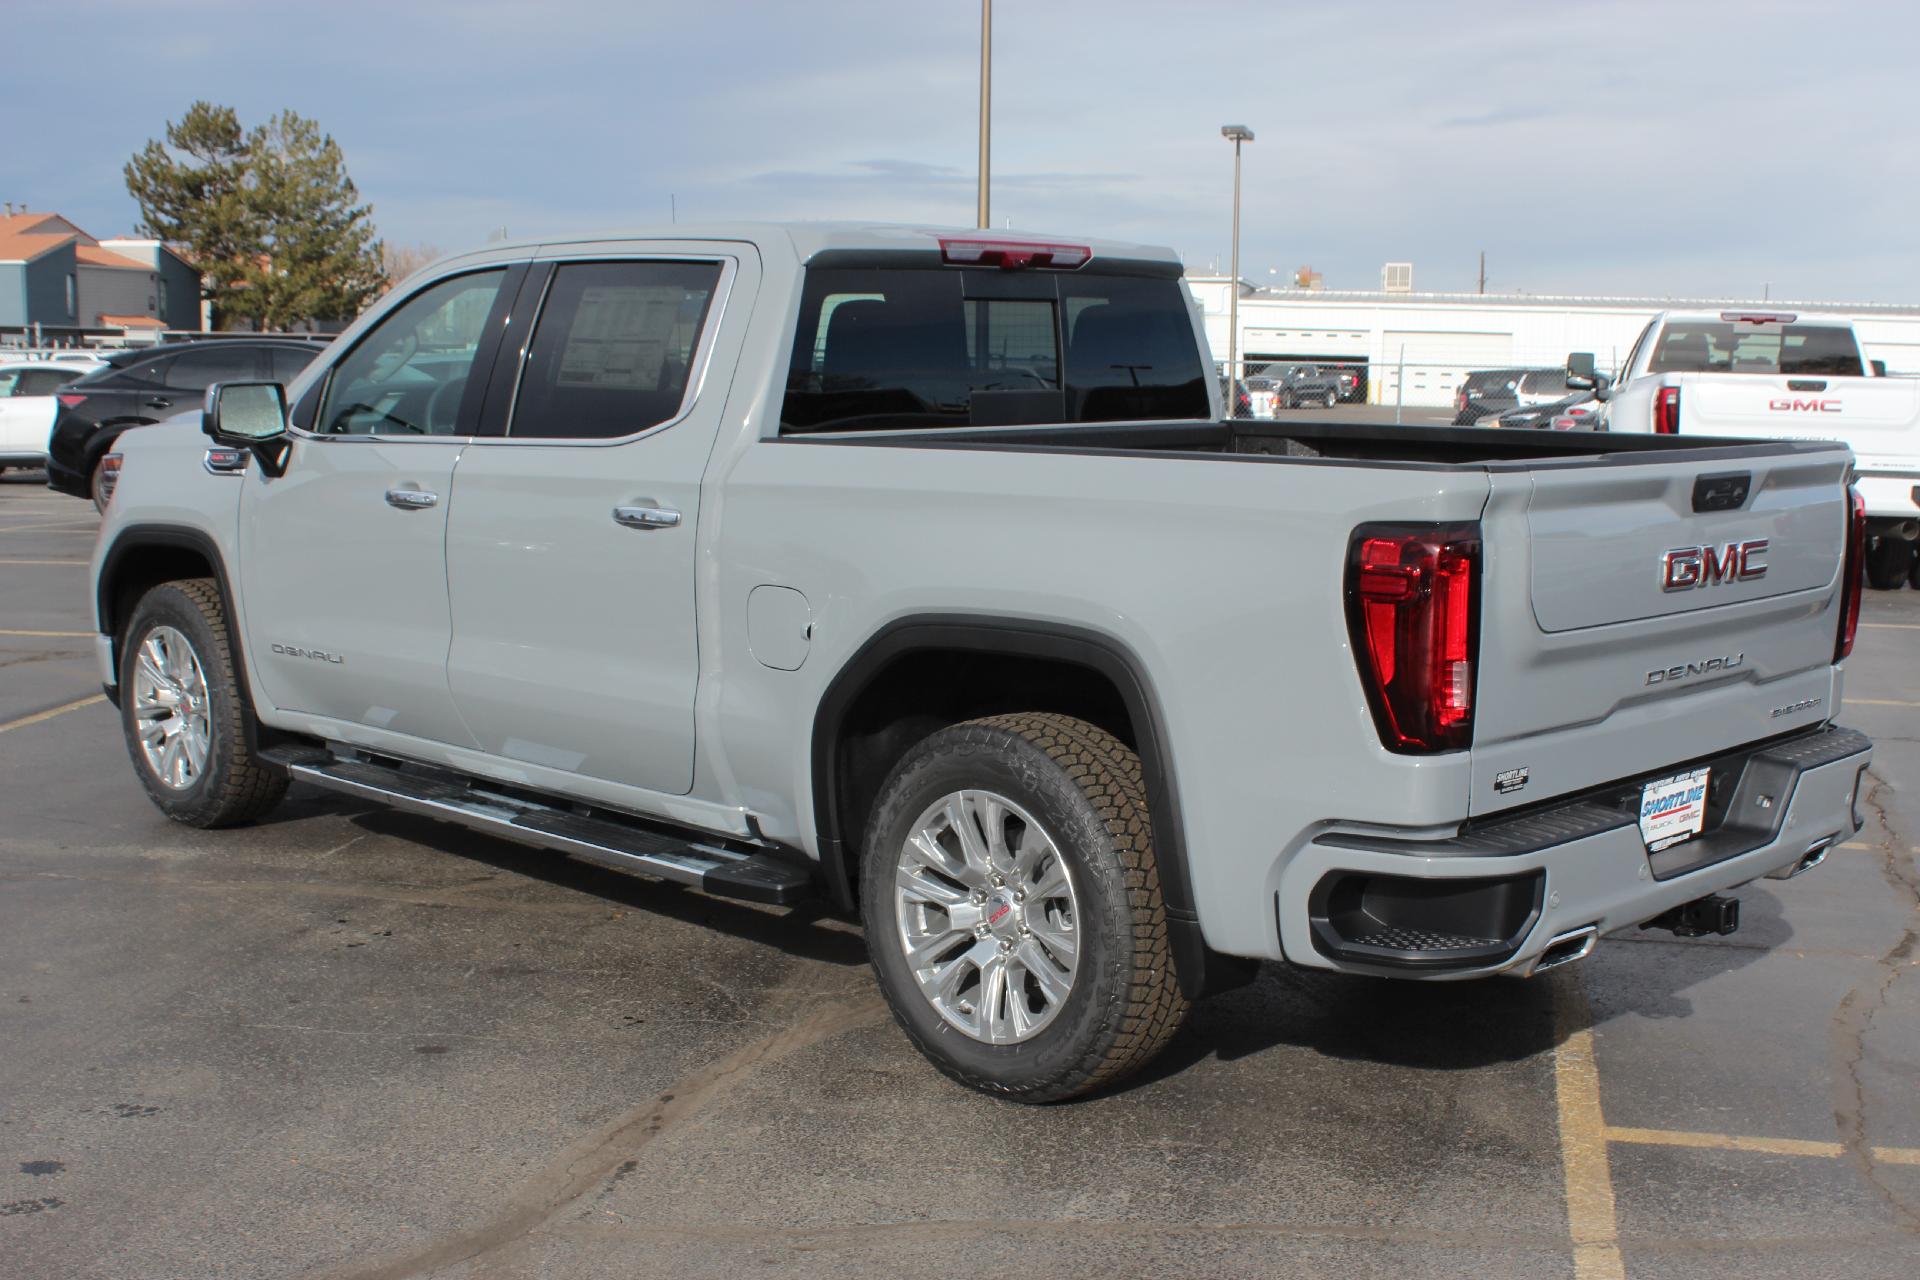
1490;390;1603;431
1453;367;1574;424
92;223;1870;1102
1243;376;1280;418
1270;362;1343;409
1573;310;1920;589
0;360;101;474
46;338;328;508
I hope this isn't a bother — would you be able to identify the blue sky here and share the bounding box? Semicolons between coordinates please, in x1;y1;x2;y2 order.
6;0;1916;301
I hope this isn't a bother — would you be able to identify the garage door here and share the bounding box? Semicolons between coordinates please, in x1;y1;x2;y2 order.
1379;330;1513;408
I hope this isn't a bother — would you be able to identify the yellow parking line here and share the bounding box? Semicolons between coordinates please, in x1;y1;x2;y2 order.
1847;698;1920;708
0;629;93;637
1553;983;1626;1280
1860;623;1920;630
0;558;86;565
1605;1125;1920;1165
0;694;105;735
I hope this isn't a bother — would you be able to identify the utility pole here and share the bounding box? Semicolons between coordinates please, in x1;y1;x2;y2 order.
1478;250;1486;295
1221;125;1254;395
977;0;991;228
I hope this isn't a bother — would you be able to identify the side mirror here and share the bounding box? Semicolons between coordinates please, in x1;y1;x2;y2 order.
1565;351;1597;390
203;381;291;475
1872;359;1887;377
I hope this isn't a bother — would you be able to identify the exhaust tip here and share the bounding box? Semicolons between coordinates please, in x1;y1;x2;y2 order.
1529;925;1599;975
1768;837;1834;881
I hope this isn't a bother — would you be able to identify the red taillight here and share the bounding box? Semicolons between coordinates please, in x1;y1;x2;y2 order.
57;393;88;409
1653;385;1680;434
1455;389;1467;412
97;453;123;507
1346;523;1481;752
937;237;1091;270
1836;486;1866;661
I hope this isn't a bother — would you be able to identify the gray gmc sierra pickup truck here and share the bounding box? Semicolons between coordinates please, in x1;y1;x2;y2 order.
89;224;1873;1100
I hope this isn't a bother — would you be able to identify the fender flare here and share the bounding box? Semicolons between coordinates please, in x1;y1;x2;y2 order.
95;524;266;754
810;614;1216;994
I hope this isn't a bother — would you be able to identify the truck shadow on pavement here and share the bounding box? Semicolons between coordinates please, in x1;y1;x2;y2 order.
276;788;1788;1095
1121;905;1782;1094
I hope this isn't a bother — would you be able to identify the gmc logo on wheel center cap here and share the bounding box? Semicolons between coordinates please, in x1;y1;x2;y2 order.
1661;540;1769;592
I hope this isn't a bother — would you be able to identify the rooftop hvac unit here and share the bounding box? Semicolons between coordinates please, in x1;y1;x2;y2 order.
1382;262;1413;293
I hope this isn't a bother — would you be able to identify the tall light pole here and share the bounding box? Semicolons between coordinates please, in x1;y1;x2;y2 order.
1221;125;1254;395
977;0;992;228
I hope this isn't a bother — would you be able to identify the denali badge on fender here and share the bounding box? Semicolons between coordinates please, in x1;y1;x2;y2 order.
1661;539;1768;591
1646;652;1745;686
271;643;344;664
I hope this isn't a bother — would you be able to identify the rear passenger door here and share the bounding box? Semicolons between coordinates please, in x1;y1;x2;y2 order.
152;344;265;416
443;247;754;797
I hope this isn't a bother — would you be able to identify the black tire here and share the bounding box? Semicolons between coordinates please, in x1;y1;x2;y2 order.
860;712;1190;1103
1322;390;1336;408
1864;536;1914;590
1910;549;1920;590
120;578;289;827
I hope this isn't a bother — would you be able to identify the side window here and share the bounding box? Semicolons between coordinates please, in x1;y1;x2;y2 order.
164;345;261;393
0;371;20;397
317;270;506;435
267;347;320;386
20;368;81;396
507;260;722;440
117;355;171;388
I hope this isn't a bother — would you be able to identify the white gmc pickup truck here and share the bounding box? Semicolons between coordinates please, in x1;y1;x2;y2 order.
90;226;1873;1100
1574;310;1920;587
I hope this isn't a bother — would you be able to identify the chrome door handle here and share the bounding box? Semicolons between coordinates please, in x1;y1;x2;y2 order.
612;503;681;530
385;488;438;510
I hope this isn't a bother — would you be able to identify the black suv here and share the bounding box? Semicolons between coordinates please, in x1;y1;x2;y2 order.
47;338;328;505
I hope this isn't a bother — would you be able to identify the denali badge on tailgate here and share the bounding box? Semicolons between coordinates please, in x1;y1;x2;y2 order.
1661;539;1768;592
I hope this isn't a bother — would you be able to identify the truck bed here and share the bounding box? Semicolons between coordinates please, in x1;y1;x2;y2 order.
780;416;1844;468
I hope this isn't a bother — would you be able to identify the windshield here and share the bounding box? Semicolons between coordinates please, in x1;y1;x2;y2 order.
1648;322;1863;376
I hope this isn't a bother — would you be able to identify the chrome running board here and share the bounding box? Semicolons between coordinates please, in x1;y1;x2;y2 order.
265;747;813;905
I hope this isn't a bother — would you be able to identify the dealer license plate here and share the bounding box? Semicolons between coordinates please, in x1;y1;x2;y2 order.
1639;767;1710;852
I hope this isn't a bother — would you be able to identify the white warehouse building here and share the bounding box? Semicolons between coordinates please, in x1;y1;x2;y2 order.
1186;277;1920;409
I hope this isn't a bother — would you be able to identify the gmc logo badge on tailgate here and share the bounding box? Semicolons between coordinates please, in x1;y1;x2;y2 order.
1661;540;1768;592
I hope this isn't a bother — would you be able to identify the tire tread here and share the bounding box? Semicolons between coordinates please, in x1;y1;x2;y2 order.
870;712;1190;1102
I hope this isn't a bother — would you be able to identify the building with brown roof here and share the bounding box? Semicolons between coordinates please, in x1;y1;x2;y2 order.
0;210;200;335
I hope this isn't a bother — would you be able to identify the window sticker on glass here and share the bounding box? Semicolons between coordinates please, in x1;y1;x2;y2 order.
555;286;689;390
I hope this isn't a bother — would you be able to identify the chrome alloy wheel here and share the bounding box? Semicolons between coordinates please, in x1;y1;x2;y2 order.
131;625;212;791
893;789;1081;1044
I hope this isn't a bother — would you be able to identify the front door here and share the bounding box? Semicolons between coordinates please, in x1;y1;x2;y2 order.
238;266;519;748
444;252;748;796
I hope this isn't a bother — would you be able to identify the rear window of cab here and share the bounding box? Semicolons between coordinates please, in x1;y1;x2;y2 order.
779;266;1209;433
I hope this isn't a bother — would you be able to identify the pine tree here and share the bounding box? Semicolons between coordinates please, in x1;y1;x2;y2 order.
124;102;386;330
123;102;253;328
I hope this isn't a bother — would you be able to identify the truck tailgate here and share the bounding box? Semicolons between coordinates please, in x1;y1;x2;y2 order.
1679;373;1920;470
1469;446;1852;815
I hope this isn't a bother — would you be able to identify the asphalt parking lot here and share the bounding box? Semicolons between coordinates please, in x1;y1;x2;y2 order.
2;472;1916;1280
